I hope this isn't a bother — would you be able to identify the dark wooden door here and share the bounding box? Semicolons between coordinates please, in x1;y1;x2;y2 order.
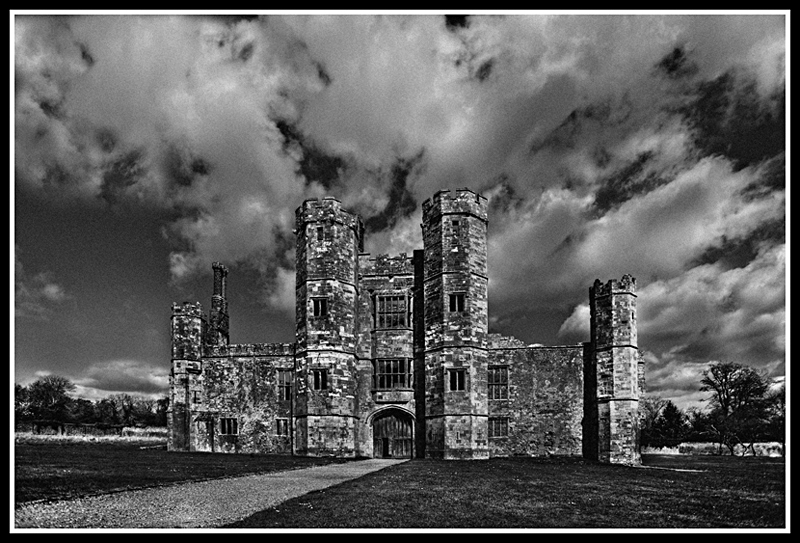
372;411;412;458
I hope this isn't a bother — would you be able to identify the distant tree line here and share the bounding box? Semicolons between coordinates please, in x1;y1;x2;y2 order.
641;361;785;456
14;375;169;428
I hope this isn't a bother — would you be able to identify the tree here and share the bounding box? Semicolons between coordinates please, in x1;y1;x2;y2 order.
700;362;772;455
639;395;668;448
764;383;785;454
15;384;32;423
155;396;169;427
68;398;97;424
25;375;76;422
651;400;687;447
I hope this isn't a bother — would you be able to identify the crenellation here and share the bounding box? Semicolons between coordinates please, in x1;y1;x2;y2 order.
169;189;643;464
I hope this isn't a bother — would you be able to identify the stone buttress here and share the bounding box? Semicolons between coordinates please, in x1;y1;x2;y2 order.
294;197;364;456
421;189;490;459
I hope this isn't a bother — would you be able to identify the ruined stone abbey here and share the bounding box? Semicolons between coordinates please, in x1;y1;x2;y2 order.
168;188;645;463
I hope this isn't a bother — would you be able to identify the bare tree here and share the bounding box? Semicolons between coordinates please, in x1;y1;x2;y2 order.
700;362;771;455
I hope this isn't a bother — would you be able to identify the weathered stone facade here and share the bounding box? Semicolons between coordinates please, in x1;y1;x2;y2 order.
168;188;645;464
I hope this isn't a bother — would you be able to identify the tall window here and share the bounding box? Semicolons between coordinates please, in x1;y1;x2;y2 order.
449;293;465;312
220;418;238;435
488;366;509;400
375;295;408;328
316;225;324;241
312;298;328;317
277;370;292;401
373;359;410;389
488;417;509;439
312;369;328;390
192;390;200;404
449;368;466;391
276;418;289;436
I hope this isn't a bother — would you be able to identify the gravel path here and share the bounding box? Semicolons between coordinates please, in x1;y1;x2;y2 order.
15;458;407;529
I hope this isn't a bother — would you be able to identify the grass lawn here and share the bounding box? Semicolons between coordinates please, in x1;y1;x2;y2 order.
14;436;785;529
225;455;785;529
14;435;352;505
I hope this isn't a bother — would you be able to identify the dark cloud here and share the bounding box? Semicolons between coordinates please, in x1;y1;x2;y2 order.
445;15;470;31
315;61;332;86
655;46;698;79
78;41;94;66
276;120;345;189
164;144;211;189
475;59;494;82
692;215;784;270
95;128;117;153
99;149;144;204
363;151;423;233
238;41;255;62
592;151;671;215
740;153;785;201
680;70;785;170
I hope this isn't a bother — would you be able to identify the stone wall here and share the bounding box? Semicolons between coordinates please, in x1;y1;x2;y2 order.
487;344;585;457
196;347;294;454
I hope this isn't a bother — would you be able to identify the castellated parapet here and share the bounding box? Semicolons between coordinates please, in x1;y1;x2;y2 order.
168;189;644;464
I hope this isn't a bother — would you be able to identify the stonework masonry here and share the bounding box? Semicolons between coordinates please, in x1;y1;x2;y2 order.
168;188;645;464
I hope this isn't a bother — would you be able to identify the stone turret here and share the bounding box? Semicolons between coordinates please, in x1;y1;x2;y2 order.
168;301;205;452
590;274;642;465
294;197;364;456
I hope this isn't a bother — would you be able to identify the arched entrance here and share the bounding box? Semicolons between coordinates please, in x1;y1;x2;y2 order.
372;408;413;458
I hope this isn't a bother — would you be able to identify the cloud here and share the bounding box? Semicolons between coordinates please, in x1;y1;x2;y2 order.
14;14;785;405
15;246;71;320
72;359;170;399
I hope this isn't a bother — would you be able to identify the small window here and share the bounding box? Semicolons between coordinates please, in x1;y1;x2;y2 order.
312;369;328;390
451;219;461;246
276;418;290;436
192;390;200;404
449;368;466;391
449;293;465;312
220;418;238;435
277;370;292;401
312;298;328;317
373;359;410;389
488;417;509;439
375;295;408;328
488;366;509;400
316;225;324;241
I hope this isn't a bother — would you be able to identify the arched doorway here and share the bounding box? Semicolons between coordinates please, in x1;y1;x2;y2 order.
372;409;413;458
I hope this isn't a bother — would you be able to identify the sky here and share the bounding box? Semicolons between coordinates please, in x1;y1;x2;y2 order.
12;11;787;412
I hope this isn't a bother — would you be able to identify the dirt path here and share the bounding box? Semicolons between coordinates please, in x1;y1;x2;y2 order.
15;458;407;529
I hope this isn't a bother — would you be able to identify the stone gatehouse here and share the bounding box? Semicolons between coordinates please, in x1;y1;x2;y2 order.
168;188;645;463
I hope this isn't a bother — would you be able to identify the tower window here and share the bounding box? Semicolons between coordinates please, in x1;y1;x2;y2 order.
488;417;509;439
312;298;328;317
375;295;408;328
276;418;290;436
312;369;328;390
220;418;238;435
373;358;410;389
488;366;509;400
192;390;200;404
448;368;466;391
316;225;324;241
449;293;465;312
277;370;292;401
